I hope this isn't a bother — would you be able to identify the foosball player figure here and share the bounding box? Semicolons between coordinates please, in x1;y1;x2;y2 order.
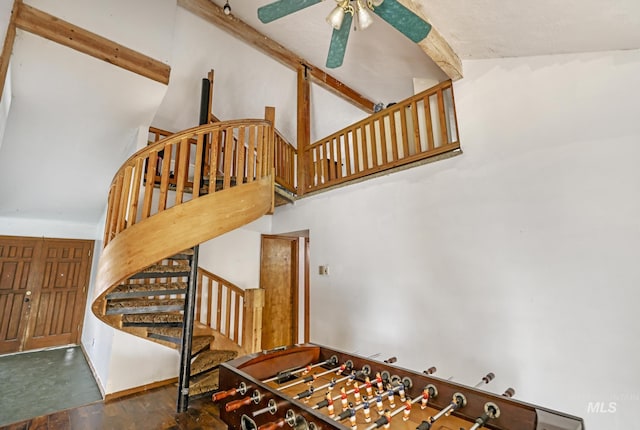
403;400;412;421
398;384;406;403
347;372;356;386
376;393;384;413
341;387;349;410
337;363;347;375
387;386;396;408
421;387;430;410
348;405;357;430
327;393;335;418
365;377;373;397
383;410;392;430
362;397;371;423
354;384;362;405
328;378;337;394
375;372;384;392
302;365;312;376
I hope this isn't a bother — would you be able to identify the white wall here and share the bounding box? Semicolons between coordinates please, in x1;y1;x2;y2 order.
199;216;272;290
271;49;640;429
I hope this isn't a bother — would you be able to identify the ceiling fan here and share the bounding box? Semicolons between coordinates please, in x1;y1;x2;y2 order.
257;0;432;68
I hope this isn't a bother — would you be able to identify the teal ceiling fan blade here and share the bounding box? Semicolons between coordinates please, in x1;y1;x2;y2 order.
326;13;353;68
373;0;431;43
258;0;323;23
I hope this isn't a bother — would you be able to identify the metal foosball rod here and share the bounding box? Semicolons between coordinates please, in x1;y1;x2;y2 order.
276;360;353;391
473;372;495;389
361;392;424;430
335;384;404;423
416;392;467;430
312;380;367;410
262;355;339;384
468;402;501;430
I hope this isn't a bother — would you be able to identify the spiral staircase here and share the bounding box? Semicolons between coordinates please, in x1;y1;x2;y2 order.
92;107;276;409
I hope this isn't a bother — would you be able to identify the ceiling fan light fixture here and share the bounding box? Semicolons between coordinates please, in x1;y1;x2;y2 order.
354;0;373;31
326;3;346;30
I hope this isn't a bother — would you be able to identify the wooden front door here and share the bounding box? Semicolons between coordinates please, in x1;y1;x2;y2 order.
260;235;298;350
0;236;93;354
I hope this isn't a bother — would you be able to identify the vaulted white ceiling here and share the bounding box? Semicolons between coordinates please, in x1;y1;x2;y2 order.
1;0;639;227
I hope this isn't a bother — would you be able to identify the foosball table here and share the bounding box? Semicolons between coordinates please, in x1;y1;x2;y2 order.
212;344;584;430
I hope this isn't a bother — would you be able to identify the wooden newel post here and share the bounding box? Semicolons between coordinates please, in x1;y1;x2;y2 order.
242;288;265;353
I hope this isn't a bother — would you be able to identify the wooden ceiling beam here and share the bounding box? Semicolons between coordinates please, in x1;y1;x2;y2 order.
14;3;170;85
399;0;463;81
177;0;375;113
0;1;20;103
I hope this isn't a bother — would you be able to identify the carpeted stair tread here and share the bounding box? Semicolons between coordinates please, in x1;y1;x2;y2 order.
122;313;183;327
106;298;184;315
107;282;187;299
189;369;220;396
191;335;214;357
129;263;191;280
190;349;237;376
147;327;182;344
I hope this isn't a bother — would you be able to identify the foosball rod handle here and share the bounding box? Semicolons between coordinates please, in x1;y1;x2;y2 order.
473;372;495;388
423;366;437;375
258;418;285;430
502;387;516;398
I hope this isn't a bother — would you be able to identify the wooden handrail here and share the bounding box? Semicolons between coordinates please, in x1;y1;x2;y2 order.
304;80;460;193
103;115;275;246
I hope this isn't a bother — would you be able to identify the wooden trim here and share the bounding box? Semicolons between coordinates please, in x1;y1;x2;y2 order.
14;3;170;85
297;66;310;195
398;0;463;80
104;377;179;401
177;0;374;113
0;1;19;103
79;343;105;398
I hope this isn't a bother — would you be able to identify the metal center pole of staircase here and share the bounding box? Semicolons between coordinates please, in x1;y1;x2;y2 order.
177;76;211;413
177;245;199;413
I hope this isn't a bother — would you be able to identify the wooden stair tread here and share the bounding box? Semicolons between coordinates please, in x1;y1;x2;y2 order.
190;350;237;376
192;335;214;357
189;369;220;396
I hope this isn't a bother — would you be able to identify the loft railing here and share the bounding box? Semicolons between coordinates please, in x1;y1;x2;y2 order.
274;130;297;194
303;80;460;193
104;109;275;246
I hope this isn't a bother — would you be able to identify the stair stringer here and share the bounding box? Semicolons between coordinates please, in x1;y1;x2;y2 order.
92;175;274;334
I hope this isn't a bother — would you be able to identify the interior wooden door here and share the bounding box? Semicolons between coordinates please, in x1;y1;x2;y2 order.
0;236;93;353
0;237;41;354
260;235;298;350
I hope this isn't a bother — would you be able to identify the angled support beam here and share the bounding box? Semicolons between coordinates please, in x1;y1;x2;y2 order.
0;0;20;103
14;3;170;85
399;0;463;81
177;0;375;113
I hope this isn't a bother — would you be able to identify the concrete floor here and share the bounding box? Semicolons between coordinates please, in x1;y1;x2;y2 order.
0;346;102;427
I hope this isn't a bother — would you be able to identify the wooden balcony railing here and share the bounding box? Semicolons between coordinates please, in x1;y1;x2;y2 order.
304;80;460;192
195;268;264;351
104;108;275;246
274;130;297;194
